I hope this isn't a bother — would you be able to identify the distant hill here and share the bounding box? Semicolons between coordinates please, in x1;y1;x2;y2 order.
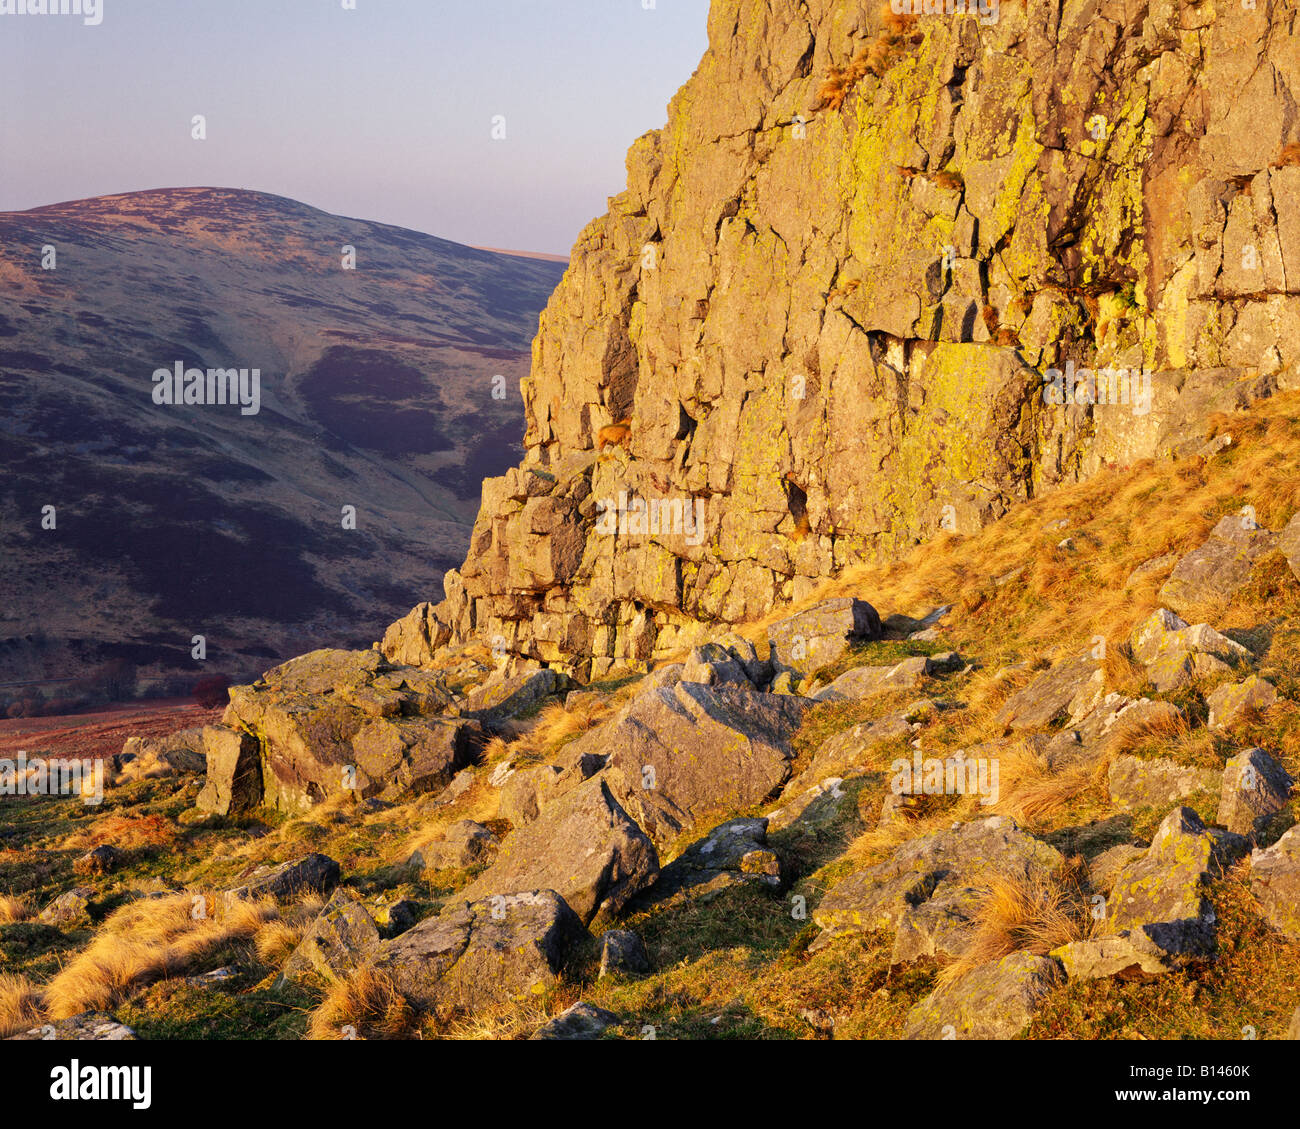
0;187;566;705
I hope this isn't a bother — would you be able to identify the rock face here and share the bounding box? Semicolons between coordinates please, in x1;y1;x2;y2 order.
375;890;588;1014
384;0;1300;679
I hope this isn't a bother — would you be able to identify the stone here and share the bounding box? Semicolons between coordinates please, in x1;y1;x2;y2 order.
530;1002;619;1040
38;888;94;927
459;668;569;723
195;724;262;815
282;889;382;984
375;889;588;1014
767;776;853;834
7;1013;135;1041
1280;512;1300;582
1217;748;1294;836
631;817;779;909
1160;514;1280;613
996;655;1100;731
117;728;206;777
767;598;882;675
1250;825;1300;940
1207;676;1277;728
810;656;937;702
1052;933;1176;981
903;952;1061;1039
458;776;658;926
74;845;123;876
410;820;500;871
1088;844;1147;893
572;675;813;849
380;601;453;668
599;929;651;978
1107;756;1218;810
779;705;926;797
227;853;340;902
351;717;483;803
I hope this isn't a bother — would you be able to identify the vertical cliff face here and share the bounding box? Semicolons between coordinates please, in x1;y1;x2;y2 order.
402;0;1300;680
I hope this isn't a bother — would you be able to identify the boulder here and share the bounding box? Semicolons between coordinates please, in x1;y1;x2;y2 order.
631;817;779;909
573;675;812;849
380;602;453;668
530;1001;619;1040
1207;676;1277;728
903;952;1061;1039
351;716;482;803
767;777;853;834
1217;748;1294;836
227;853;340;902
1107;756;1218;810
458;668;569;723
1051;933;1176;980
680;643;754;687
996;655;1100;731
599;929;651;978
1159;514;1280;613
118;728;206;776
38;888;94;927
458;777;658;926
1087;844;1147;893
1129;608;1249;667
195;725;263;815
812;816;1063;966
1045;697;1185;772
410;820;500;871
810;656;937;702
1250;825;1300;940
766;598;882;675
375;889;588;1014
74;845;123;876
282;889;382;984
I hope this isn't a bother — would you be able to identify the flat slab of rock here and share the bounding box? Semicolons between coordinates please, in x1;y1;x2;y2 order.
375;889;588;1014
1160;514;1280;614
903;952;1061;1039
996;654;1100;731
1207;676;1277;728
575;673;813;849
458;668;569;723
630;817;779;910
227;853;340;902
812;816;1063;966
1107;756;1218;810
1052;932;1175;981
1250;825;1300;940
767;598;881;675
459;777;658;926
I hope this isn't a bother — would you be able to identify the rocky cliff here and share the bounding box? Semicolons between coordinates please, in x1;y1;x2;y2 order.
396;0;1300;681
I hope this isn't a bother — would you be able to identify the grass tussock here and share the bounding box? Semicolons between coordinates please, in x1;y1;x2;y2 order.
815;6;920;111
307;966;415;1040
41;893;278;1020
0;974;44;1038
0;893;31;924
62;813;177;853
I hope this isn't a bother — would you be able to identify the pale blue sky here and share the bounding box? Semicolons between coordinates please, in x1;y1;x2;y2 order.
0;0;711;255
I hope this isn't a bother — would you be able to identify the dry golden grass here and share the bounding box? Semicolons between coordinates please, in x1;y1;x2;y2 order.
253;893;325;966
307;966;415;1040
937;864;1088;986
992;744;1107;828
0;974;43;1038
0;894;31;924
62;813;177;853
42;893;278;1020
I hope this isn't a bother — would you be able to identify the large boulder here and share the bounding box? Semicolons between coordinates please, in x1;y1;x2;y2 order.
1217;748;1294;836
459;777;658;926
812;816;1064;966
282;889;382;984
195;725;263;815
766;598;882;675
572;673;813;849
221;649;477;812
903;952;1061;1040
1159;514;1280;614
1206;676;1277;729
1107;756;1218;810
375;889;588;1014
630;817;780;910
1250;825;1300;940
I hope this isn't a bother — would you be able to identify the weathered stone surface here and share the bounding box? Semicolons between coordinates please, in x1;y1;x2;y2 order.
38;888;94;927
767;776;853;834
1087;844;1147;894
221;649;468;813
997;655;1100;732
227;854;341;902
459;668;570;723
810;656;941;703
459;777;658;926
1250;825;1300;940
1129;608;1249;667
632;817;779;909
903;952;1061;1040
195;724;263;815
410;820;500;871
74;845;123;876
283;889;382;984
1052;933;1175;981
1218;748;1294;836
812;816;1063;965
767;598;882;675
1160;515;1280;613
599;929;650;978
119;727;206;776
1207;676;1278;729
1107;756;1218;810
376;889;588;1013
8;1013;136;1041
780;706;923;797
530;1001;619;1041
572;674;813;848
380;602;453;668
1045;697;1185;772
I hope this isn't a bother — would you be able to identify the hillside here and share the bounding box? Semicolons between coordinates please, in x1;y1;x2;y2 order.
0;187;565;703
